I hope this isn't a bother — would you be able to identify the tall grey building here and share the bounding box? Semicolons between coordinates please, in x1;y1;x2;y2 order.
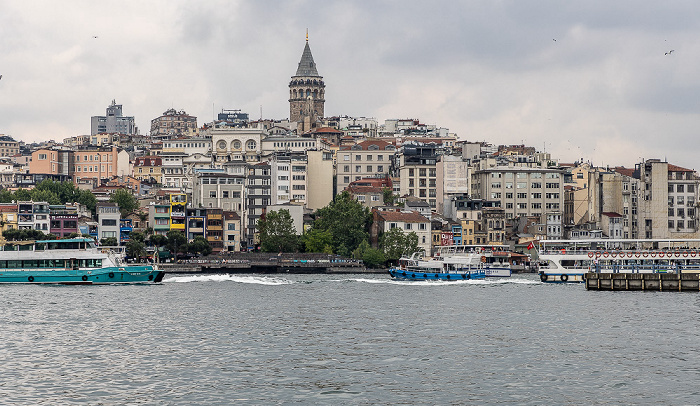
91;100;138;136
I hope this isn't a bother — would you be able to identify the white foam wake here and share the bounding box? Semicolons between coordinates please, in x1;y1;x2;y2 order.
164;274;294;285
350;277;539;286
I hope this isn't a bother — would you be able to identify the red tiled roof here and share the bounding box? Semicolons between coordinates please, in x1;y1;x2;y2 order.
613;167;635;177
668;164;694;172
347;185;385;194
377;211;429;223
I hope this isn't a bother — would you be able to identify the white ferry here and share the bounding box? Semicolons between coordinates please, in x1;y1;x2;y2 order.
434;244;513;277
0;238;164;284
388;252;486;281
537;239;700;283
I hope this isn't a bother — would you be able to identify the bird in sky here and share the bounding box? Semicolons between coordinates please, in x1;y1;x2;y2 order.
93;36;98;39
552;38;557;42
0;75;3;80
665;49;675;55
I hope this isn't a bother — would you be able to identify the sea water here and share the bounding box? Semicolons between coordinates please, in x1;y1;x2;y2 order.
1;274;699;405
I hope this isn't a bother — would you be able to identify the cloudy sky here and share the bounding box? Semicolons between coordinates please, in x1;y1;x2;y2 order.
1;1;700;170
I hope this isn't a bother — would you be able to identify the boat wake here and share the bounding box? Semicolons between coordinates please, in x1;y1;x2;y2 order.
350;277;539;286
164;274;294;285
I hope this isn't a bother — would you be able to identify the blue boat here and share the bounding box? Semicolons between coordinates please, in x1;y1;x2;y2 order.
388;252;486;281
0;238;164;284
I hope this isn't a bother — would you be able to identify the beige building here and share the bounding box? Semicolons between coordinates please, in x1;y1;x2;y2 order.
223;211;242;252
373;209;431;255
133;156;163;185
637;159;700;239
208;128;265;164
437;154;471;214
0;135;20;158
150;108;197;141
337;140;395;193
471;166;565;220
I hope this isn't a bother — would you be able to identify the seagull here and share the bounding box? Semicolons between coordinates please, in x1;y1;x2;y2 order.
553;38;557;42
665;49;675;55
0;75;2;80
93;36;98;39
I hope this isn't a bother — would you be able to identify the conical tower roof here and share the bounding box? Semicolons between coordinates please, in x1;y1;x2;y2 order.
295;41;320;77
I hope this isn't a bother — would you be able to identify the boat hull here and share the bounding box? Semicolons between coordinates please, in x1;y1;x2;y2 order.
0;266;164;284
388;268;485;281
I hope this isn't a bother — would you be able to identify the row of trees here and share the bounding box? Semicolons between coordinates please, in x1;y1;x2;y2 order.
0;179;97;213
124;230;212;261
257;192;419;267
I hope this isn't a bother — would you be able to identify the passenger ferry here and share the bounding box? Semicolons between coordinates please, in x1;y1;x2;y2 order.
434;244;513;277
0;238;164;284
388;252;486;281
537;239;700;283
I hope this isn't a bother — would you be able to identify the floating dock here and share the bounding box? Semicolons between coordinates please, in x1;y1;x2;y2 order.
585;272;700;291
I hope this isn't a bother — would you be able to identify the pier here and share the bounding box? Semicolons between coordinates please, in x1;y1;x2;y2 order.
585;272;700;291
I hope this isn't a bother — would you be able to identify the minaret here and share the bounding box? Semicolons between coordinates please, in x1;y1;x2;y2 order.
289;31;325;134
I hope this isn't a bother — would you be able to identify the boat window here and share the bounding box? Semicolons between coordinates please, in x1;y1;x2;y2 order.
24;260;39;268
7;260;21;268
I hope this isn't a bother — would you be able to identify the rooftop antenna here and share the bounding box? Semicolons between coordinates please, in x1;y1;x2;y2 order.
260;105;263;120
306;28;309;42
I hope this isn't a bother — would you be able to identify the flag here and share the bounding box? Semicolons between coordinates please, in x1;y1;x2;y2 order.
526;242;534;250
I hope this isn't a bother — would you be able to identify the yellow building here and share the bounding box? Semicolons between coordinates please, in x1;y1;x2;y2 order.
169;193;187;231
133;156;163;185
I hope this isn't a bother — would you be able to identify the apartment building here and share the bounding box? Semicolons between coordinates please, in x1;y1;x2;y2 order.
150;108;198;141
337;140;396;193
133;156;163;184
96;202;120;242
471;166;565;220
637;159;700;239
223;211;241;252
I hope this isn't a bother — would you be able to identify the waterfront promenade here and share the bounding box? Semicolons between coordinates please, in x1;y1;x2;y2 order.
156;252;378;274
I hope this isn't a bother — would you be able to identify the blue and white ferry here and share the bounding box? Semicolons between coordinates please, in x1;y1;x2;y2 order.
0;238;164;284
537;238;700;283
388;252;486;281
434;244;512;277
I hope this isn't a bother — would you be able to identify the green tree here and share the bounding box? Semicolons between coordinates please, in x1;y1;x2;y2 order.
380;227;420;263
313;191;372;256
77;189;97;214
125;239;147;261
188;236;212;257
0;189;13;203
149;233;168;261
14;189;31;202
257;209;299;252
109;188;138;218
302;228;334;253
100;237;118;246
29;188;61;205
382;187;397;206
352;239;386;268
166;230;188;259
3;229;55;241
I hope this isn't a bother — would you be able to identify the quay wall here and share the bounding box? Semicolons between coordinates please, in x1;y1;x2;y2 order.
586;272;700;291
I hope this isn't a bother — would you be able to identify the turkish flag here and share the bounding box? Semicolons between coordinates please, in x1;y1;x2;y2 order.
526;242;534;250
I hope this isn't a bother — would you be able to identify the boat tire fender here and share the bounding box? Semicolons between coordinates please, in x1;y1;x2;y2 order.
108;272;115;278
81;275;88;281
561;274;569;282
28;276;34;282
434;274;439;278
423;274;427;278
540;273;548;282
462;274;467;279
411;273;415;278
446;275;450;279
